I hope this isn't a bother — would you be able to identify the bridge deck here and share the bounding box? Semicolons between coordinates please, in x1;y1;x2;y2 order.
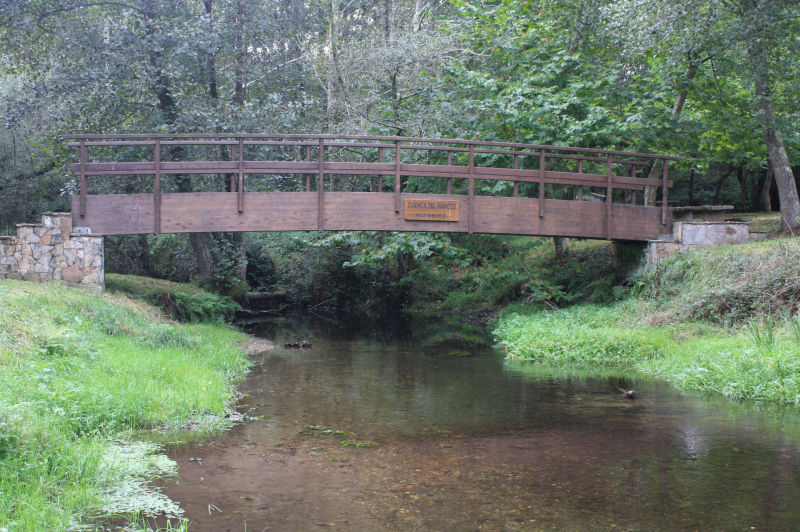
66;134;676;240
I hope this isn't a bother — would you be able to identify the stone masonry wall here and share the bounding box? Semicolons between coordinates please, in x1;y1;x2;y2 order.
646;221;767;264
0;212;104;292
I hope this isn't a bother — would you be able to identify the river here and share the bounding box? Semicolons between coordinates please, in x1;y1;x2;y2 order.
163;321;800;531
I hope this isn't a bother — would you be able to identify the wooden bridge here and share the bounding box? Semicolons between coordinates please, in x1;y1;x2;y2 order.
67;134;676;241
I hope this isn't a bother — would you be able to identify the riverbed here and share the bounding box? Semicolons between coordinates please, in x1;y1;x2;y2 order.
163;323;800;531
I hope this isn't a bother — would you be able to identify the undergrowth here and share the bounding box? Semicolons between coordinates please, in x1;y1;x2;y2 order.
0;281;250;530
106;273;240;322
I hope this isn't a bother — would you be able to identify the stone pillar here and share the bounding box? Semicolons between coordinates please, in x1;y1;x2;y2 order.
0;212;104;291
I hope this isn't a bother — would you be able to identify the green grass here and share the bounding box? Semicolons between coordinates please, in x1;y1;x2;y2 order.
495;238;800;405
0;280;251;530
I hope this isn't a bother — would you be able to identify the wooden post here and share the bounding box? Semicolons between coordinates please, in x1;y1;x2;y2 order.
79;139;88;217
513;154;519;197
318;138;324;230
377;147;383;192
662;159;669;225
154;138;161;235
447;150;453;194
230;142;237;192
237;137;244;213
606;154;613;240
468;145;475;233
538;149;545;217
577;159;583;201
394;140;401;213
305;145;311;192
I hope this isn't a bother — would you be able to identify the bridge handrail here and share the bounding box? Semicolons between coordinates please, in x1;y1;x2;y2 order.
66;134;675;237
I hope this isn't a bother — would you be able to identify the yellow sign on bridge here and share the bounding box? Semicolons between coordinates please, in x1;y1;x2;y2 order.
403;199;460;222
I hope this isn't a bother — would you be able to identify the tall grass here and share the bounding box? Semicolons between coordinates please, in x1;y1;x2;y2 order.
495;238;800;405
0;280;250;530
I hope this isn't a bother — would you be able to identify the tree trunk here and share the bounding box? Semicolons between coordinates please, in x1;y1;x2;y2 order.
234;0;246;105
325;0;341;126
736;166;747;209
645;53;698;206
141;0;215;281
553;237;569;261
757;163;773;212
412;0;426;32
742;0;800;230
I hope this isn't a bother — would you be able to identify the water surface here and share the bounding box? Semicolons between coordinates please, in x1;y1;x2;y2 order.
164;326;800;531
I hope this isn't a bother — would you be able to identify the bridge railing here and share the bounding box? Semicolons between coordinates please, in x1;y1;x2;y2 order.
65;134;676;237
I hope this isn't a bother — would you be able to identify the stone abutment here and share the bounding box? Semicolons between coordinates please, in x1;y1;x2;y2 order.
0;212;104;292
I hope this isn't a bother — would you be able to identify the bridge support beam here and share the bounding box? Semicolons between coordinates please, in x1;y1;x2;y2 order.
71;192;669;241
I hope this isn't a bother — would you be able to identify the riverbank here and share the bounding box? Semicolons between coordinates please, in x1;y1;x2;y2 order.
494;237;800;405
0;280;254;530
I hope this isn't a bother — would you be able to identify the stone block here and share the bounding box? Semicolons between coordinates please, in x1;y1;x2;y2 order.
41;231;52;246
34;262;51;273
60;217;72;238
646;240;679;264
673;222;751;248
32;245;53;260
64;248;77;266
39;272;53;282
18;260;31;275
61;264;83;283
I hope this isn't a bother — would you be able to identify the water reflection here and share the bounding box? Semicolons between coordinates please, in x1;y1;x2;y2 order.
163;323;800;531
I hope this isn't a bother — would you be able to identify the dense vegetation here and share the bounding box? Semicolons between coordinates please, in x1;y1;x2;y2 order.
0;280;252;530
0;0;798;293
495;238;800;404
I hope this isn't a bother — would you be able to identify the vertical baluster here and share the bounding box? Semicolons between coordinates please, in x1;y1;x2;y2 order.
318;138;324;230
305;145;311;192
538;149;546;218
230;141;237;192
513;154;519;197
468;144;475;234
394;140;401;213
377;147;383;192
577;159;584;201
154;138;161;235
79;139;88;217
662;159;669;225
606;154;613;240
447;150;453;194
238;137;244;213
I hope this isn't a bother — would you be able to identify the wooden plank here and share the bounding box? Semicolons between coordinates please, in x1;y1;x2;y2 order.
69;161;672;191
73;191;668;240
72;194;156;234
